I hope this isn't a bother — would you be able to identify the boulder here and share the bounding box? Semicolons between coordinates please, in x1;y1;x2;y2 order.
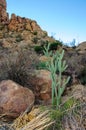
64;48;86;85
76;41;86;54
62;84;86;103
28;70;52;101
70;84;86;100
8;14;19;31
0;80;35;119
25;22;32;31
31;21;41;31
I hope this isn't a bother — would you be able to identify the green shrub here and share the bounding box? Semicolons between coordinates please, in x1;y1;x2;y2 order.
49;41;62;50
49;42;58;50
62;98;76;111
48;97;77;130
43;40;63;51
34;40;63;54
34;45;43;54
33;31;37;35
36;61;48;70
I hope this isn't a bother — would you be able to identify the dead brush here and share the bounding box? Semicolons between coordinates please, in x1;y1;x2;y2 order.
12;107;54;130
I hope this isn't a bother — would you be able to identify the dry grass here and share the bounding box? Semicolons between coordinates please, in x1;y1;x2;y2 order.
61;84;86;130
12;107;54;130
62;102;86;130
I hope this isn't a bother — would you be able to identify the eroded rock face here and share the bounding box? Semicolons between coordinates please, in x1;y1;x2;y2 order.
8;13;41;32
0;0;42;33
0;80;35;119
0;0;9;24
0;0;6;11
0;0;54;45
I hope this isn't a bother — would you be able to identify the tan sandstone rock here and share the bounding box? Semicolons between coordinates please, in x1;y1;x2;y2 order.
0;0;9;24
76;41;86;54
0;80;35;119
28;70;52;101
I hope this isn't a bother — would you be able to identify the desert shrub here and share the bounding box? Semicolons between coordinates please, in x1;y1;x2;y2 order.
0;49;39;87
0;24;4;30
33;31;37;35
32;37;38;44
16;34;23;42
34;40;63;54
34;45;43;54
8;50;39;86
36;61;48;70
79;66;86;85
7;55;28;86
43;40;62;51
49;42;58;50
49;41;63;50
41;98;78;130
70;38;76;48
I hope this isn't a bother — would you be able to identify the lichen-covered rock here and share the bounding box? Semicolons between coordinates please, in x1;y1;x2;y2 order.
0;80;35;120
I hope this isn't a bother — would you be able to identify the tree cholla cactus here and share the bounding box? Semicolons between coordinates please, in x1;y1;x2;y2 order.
43;43;70;108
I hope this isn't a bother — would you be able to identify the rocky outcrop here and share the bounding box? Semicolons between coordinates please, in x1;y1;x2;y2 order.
0;0;55;49
8;14;40;32
76;41;86;54
0;80;35;120
63;44;86;85
0;0;6;9
0;0;9;24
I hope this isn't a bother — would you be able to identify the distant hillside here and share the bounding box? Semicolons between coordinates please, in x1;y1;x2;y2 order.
0;0;56;50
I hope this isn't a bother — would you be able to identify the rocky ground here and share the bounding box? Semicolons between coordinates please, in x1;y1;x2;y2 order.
0;0;86;130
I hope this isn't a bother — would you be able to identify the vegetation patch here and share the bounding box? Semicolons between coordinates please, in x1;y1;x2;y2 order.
33;31;37;35
16;34;24;42
79;66;86;85
34;40;63;54
34;45;43;54
49;40;62;50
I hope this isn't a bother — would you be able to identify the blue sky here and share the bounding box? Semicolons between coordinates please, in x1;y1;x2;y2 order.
6;0;86;45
